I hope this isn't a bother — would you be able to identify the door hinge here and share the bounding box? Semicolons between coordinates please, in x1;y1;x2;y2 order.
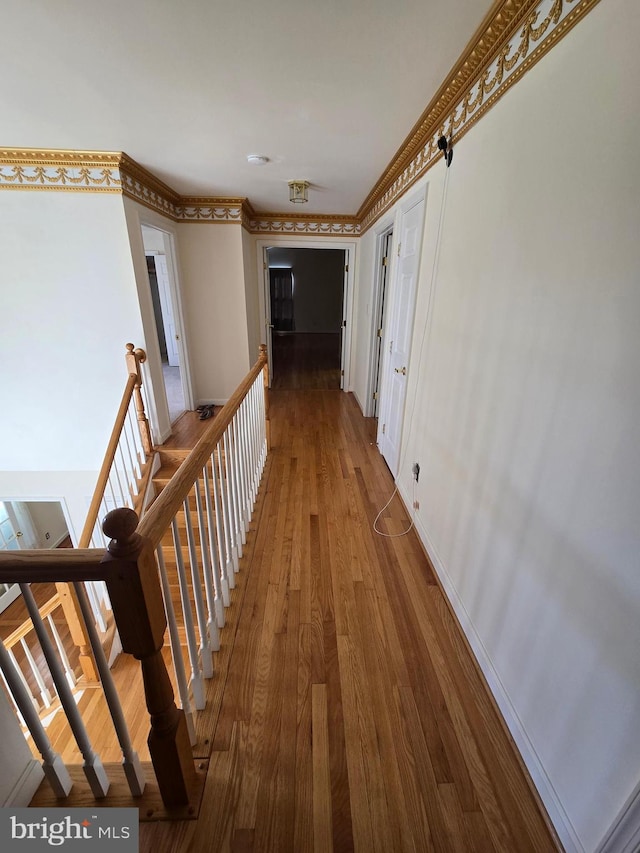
343;320;347;327
345;264;349;272
397;243;401;256
373;392;378;401
263;261;267;270
382;256;388;267
377;328;383;338
341;369;344;376
382;423;386;435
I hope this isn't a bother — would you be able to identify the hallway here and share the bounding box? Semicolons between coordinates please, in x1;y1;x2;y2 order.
139;379;557;851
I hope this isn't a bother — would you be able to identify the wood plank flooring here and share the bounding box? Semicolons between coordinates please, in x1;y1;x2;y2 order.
138;386;559;852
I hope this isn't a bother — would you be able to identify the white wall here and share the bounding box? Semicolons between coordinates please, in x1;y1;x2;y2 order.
0;191;147;538
241;228;261;364
24;500;68;547
359;2;639;850
0;191;145;472
177;223;250;403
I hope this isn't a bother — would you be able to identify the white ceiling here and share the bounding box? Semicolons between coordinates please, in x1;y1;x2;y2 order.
4;1;490;214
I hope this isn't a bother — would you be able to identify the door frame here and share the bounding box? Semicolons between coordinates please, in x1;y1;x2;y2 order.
141;226;194;412
256;239;358;390
365;218;395;417
127;207;194;444
376;185;427;476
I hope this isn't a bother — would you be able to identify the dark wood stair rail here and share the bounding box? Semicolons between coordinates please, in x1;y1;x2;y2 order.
0;520;194;809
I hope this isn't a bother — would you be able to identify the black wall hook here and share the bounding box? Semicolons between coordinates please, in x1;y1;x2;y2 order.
437;135;453;167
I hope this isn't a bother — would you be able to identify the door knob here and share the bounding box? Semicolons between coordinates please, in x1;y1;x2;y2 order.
394;366;407;375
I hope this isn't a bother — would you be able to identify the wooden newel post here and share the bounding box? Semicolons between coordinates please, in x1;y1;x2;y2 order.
125;343;153;458
101;508;195;808
259;343;271;450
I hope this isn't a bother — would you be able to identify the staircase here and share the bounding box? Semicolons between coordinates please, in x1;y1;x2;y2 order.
0;346;269;813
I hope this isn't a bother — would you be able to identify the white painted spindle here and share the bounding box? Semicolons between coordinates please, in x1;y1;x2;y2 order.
19;584;110;797
194;478;221;652
170;518;205;709
0;639;73;797
73;581;145;796
202;463;225;628
183;498;213;679
156;546;196;745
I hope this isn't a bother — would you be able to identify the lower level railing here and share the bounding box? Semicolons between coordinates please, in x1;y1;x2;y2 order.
0;347;269;811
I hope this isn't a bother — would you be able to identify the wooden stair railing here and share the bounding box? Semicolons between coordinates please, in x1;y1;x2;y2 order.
57;343;154;683
0;346;270;811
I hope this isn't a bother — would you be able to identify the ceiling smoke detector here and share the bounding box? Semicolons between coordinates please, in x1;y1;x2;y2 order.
246;154;269;166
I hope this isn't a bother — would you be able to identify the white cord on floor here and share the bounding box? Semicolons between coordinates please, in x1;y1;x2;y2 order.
373;478;416;538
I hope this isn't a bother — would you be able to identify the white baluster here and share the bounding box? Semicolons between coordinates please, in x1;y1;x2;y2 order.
258;374;268;472
218;434;238;583
236;407;250;532
0;639;73;797
156;546;196;745
73;581;145;796
20;637;52;708
8;648;39;712
222;430;240;576
84;581;107;633
231;413;245;538
171;518;205;709
202;463;225;628
183;498;213;679
19;584;109;798
210;452;231;604
226;415;243;560
47;613;76;690
1;667;27;727
194;477;221;652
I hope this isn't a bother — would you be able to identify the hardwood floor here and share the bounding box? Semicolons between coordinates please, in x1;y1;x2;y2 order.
272;333;341;389
138;382;558;852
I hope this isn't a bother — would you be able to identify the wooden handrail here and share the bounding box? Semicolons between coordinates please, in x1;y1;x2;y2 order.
0;550;104;584
79;374;138;548
2;592;62;650
138;349;268;547
79;343;150;548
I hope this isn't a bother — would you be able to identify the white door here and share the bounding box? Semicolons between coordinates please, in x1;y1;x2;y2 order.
154;254;180;367
0;502;25;612
377;194;425;477
0;501;23;550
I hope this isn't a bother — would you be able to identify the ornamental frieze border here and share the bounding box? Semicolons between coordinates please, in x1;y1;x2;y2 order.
0;149;122;192
359;0;602;231
0;0;601;233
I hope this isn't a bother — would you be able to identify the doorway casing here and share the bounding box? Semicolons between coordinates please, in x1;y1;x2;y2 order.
256;238;358;391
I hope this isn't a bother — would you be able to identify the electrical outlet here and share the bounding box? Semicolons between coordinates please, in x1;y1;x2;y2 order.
412;462;420;482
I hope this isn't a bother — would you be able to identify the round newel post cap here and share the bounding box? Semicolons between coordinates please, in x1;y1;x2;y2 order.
103;507;142;557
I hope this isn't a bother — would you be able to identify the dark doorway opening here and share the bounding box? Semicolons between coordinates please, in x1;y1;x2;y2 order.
267;247;345;390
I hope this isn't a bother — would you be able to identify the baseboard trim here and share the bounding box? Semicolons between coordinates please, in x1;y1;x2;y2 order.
397;482;584;853
3;759;44;807
596;780;640;853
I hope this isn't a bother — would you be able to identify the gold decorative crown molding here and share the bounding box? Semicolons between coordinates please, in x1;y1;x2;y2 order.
0;148;122;192
0;0;602;234
247;213;361;236
359;0;601;231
